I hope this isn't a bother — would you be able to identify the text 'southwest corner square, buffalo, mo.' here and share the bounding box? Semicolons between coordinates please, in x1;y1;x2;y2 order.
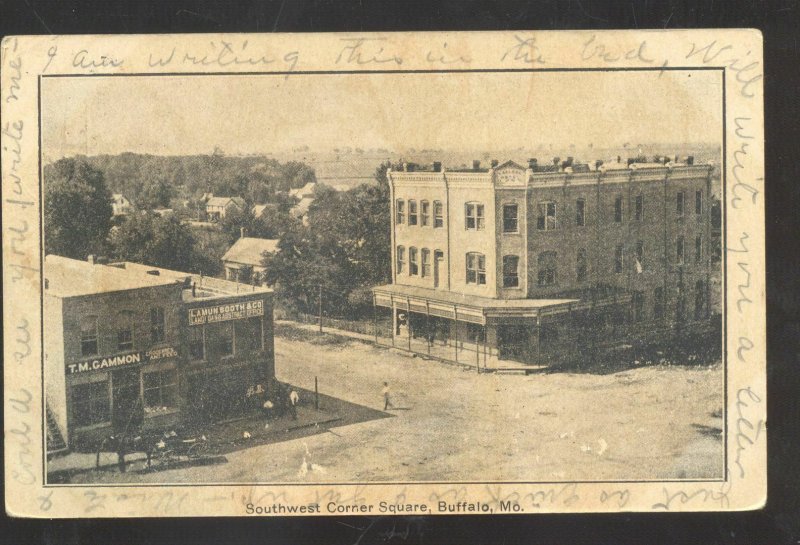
2;31;765;517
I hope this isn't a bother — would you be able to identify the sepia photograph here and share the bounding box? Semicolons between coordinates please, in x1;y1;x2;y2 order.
2;30;766;517
40;68;724;486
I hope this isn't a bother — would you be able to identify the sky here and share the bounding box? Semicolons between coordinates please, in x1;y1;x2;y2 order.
41;70;722;158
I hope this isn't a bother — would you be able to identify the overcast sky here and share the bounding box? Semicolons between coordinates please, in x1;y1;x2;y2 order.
42;70;722;158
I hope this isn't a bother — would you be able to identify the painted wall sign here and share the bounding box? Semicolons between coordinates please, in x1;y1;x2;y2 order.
66;346;178;374
188;299;264;325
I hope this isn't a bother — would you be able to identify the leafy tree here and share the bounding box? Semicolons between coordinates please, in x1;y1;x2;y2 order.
263;162;395;317
44;158;113;259
109;212;198;272
137;177;174;209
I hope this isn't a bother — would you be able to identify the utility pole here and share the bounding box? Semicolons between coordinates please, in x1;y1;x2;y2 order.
318;284;323;333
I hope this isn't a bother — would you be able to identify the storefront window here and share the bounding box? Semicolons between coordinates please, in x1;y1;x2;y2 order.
143;368;178;412
235;317;263;353
189;326;205;360
71;379;110;427
207;321;234;358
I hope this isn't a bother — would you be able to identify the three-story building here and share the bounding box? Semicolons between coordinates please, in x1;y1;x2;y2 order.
372;158;715;369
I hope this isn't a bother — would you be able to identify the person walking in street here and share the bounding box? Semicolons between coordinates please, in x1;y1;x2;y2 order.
289;389;299;420
382;381;394;410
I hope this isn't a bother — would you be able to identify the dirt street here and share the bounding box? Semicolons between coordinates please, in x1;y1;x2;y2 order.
63;332;723;484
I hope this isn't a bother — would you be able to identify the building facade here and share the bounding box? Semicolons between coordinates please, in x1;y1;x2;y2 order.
221;236;279;285
44;256;274;452
373;159;716;369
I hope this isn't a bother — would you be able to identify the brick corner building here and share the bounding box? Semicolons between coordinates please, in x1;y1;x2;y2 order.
372;157;719;369
44;255;274;454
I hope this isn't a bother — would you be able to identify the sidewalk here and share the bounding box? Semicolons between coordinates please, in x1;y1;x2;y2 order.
48;403;339;479
277;319;547;373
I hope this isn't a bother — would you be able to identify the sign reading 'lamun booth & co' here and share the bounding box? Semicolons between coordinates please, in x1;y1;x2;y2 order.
188;299;264;326
66;346;178;375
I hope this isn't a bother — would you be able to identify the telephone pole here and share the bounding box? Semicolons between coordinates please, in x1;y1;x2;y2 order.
318;284;323;333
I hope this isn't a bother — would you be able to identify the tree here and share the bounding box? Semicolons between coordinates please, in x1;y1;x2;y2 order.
263;162;395;317
44;158;113;259
109;212;198;271
137;177;174;209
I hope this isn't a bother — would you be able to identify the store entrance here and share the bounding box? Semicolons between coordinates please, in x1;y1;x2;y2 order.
111;367;143;435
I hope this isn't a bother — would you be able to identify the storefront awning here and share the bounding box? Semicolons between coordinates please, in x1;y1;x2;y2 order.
371;284;629;324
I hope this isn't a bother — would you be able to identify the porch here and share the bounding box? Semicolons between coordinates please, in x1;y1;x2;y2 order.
371;284;632;371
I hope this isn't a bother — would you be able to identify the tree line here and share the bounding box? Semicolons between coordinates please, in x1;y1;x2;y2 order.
44;156;394;318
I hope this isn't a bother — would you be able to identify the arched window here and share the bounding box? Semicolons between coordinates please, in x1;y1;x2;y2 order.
537;251;557;286
421;248;431;277
614;196;624;223
409;247;419;275
395;199;405;224
576;248;587;281
420;200;430;226
695;280;705;319
466;252;486;285
614;244;624;274
80;315;99;356
396;246;405;274
433;201;444;228
502;255;520;287
408;200;418;226
575;199;586;226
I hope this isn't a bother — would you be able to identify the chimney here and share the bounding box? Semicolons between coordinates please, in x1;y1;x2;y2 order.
87;254;96;265
528;158;538;170
552;157;560;167
433;161;442;172
595;159;604;170
472;160;481;171
490;159;499;168
617;155;621;163
240;227;247;239
687;155;694;165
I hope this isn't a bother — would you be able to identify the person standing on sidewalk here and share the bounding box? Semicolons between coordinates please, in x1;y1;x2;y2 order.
382;382;394;410
289;389;299;420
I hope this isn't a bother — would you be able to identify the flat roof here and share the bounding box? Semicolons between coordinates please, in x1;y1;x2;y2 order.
117;262;272;301
372;284;578;310
45;255;179;298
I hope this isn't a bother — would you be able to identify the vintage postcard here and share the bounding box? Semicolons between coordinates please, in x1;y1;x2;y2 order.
3;30;764;517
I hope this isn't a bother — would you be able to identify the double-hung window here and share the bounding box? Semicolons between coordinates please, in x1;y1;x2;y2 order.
117;310;134;351
408;200;418;226
537;202;557;230
395;199;405;224
433;201;444;228
150;307;165;344
465;203;485;230
466;252;486;285
80;315;99;356
576;199;586;226
396;246;406;274
503;204;518;233
409;247;419;275
420;201;430;226
502;255;520;288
